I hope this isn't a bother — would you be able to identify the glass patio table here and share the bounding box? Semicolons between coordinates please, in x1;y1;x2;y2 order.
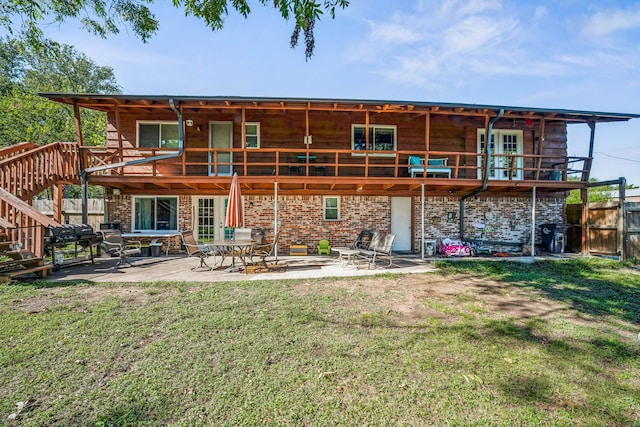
205;239;256;273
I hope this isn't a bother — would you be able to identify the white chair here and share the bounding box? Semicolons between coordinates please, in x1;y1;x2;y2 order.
234;228;252;241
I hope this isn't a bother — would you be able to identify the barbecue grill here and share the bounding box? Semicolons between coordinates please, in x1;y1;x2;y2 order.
45;224;103;270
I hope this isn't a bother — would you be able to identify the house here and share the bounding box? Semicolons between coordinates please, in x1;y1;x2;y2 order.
3;94;639;258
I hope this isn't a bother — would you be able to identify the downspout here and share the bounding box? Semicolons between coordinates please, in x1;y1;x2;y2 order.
459;109;504;240
81;98;184;224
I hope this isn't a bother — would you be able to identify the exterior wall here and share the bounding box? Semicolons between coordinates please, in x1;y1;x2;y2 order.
106;195;191;254
105;193;564;255
105;110;569;180
413;195;565;252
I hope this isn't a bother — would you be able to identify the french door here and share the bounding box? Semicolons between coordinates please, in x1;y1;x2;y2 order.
477;130;523;180
193;196;232;242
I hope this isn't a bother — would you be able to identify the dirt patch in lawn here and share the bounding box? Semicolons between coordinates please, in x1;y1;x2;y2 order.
295;272;585;326
14;286;172;313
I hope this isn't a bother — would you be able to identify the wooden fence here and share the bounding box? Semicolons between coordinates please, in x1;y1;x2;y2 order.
566;202;640;260
32;199;105;231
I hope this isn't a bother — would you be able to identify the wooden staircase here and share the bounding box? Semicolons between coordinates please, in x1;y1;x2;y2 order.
0;142;81;279
0;220;52;282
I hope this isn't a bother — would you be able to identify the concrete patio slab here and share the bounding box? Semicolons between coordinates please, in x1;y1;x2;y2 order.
41;253;440;283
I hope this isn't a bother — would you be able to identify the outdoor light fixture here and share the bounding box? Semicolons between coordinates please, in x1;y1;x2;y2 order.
186;119;194;127
196;125;202;132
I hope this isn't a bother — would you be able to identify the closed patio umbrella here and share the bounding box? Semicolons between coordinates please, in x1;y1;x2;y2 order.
225;172;244;231
224;172;245;272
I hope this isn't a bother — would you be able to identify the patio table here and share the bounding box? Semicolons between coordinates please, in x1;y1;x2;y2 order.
205;239;256;273
332;247;360;269
122;232;180;256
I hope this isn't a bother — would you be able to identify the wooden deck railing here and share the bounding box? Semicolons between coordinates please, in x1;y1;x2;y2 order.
0;142;79;199
0;142;77;258
80;146;590;183
0;188;60;258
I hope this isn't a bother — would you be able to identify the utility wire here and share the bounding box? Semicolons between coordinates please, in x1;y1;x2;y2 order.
594;151;640;163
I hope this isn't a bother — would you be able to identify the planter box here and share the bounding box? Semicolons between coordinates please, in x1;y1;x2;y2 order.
289;244;308;256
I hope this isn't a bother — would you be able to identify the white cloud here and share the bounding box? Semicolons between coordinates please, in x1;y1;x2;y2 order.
437;0;502;18
584;6;640;36
369;20;424;45
533;6;548;21
349;0;640;93
441;16;516;55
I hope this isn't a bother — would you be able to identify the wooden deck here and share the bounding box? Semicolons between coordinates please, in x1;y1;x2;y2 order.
80;146;588;196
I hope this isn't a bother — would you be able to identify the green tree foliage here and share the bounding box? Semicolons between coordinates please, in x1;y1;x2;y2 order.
0;37;120;199
1;0;349;60
0;37;120;148
566;177;638;204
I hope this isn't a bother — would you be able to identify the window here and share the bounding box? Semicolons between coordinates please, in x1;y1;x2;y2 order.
323;196;340;221
244;122;260;149
138;121;180;148
133;196;178;231
477;129;523;180
352;124;397;154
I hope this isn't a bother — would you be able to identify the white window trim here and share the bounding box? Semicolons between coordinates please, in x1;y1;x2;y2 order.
323;196;340;221
351;124;397;157
244;122;260;149
132;195;179;232
477;129;524;180
136;120;179;148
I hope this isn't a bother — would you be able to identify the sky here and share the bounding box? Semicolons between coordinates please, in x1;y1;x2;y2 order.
39;0;640;187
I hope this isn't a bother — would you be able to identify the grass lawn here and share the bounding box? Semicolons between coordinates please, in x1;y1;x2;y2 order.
1;258;639;426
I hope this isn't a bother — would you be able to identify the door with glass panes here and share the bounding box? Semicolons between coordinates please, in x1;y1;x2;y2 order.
477;130;523;180
193;196;232;242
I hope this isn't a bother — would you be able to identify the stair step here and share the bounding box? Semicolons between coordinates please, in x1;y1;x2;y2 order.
0;261;51;281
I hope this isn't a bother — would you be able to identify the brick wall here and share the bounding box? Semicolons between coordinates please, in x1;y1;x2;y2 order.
106;194;564;255
412;195;565;251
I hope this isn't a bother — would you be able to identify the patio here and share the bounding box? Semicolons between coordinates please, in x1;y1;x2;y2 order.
41;252;439;283
39;251;577;283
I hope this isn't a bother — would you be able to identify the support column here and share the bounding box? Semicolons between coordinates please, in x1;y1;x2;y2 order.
581;188;589;255
52;183;63;224
619;177;626;261
531;187;536;257
421;184;425;258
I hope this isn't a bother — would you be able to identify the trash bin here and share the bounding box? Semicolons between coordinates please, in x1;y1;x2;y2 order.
423;239;437;257
150;242;163;257
540;224;564;254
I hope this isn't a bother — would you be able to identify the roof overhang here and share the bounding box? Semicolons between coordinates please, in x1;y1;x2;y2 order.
39;93;640;124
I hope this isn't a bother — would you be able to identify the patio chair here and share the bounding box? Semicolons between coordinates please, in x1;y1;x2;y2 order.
179;230;223;271
357;233;396;268
249;231;280;268
354;229;375;249
99;229;142;267
317;239;331;255
233;228;252;241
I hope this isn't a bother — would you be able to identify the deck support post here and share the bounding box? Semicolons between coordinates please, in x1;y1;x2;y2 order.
531;186;536;257
421;184;425;258
274;181;278;260
581;188;589;255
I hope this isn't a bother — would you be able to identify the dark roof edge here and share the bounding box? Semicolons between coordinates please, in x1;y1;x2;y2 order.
38;92;640;122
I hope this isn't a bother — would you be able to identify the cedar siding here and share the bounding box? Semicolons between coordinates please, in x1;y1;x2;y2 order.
82;99;589;197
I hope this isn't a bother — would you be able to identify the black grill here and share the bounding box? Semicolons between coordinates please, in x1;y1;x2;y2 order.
47;224;102;246
45;224;103;270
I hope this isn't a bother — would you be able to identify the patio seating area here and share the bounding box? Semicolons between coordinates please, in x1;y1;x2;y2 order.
39;251;439;283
